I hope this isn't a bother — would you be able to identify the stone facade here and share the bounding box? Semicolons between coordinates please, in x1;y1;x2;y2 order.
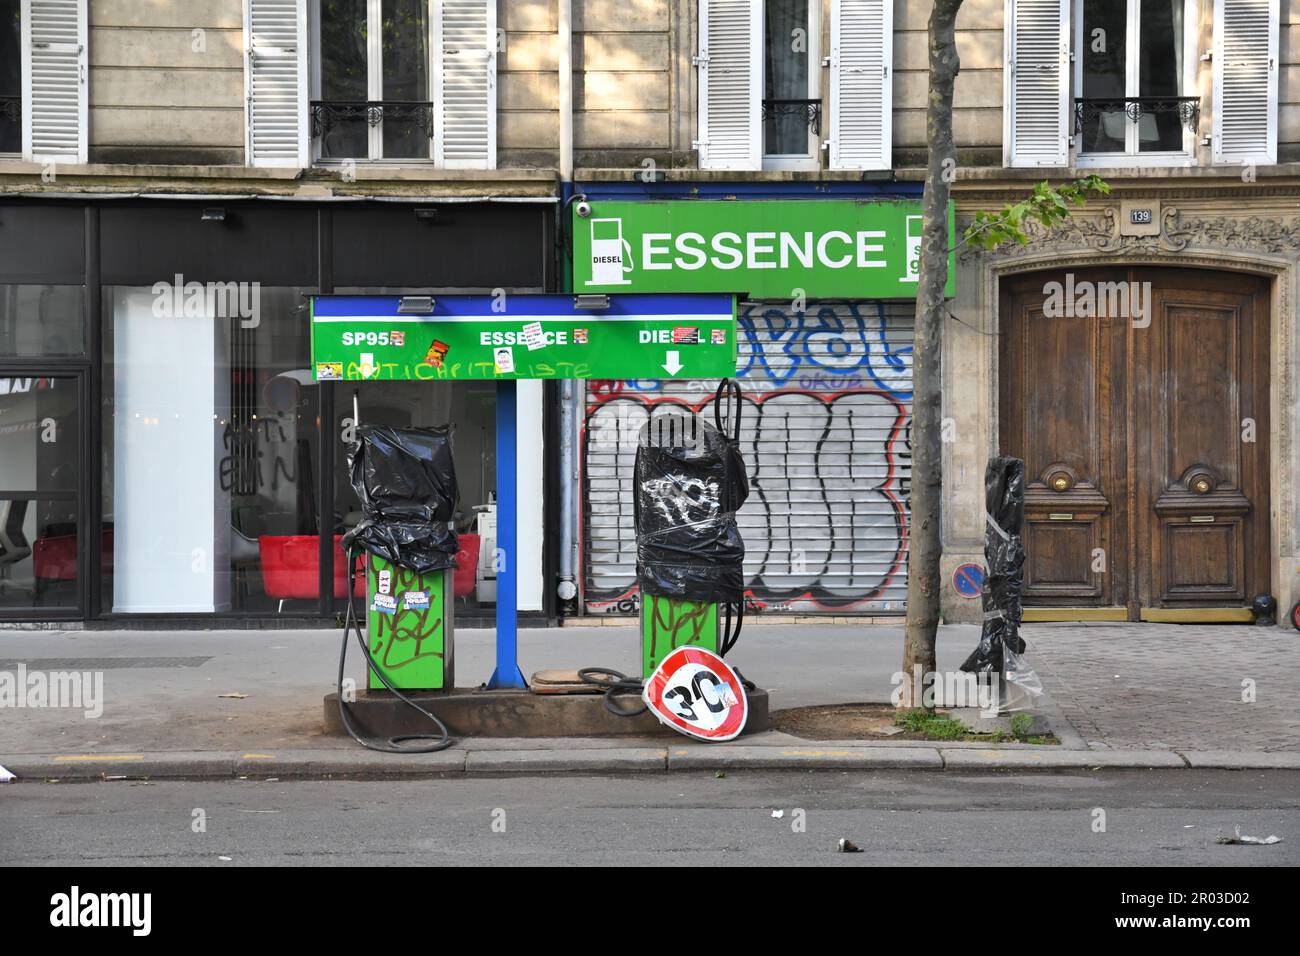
942;177;1300;625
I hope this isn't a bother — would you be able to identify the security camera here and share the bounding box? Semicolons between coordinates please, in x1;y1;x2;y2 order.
574;199;592;218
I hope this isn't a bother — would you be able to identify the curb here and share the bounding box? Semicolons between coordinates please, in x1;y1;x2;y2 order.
668;745;944;770
5;745;1300;781
938;748;1187;770
1179;750;1300;769
465;748;667;772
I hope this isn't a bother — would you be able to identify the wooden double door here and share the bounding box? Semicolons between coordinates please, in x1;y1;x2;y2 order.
999;268;1270;620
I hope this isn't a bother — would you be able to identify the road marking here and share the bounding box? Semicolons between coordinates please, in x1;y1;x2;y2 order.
241;753;276;760
54;754;144;762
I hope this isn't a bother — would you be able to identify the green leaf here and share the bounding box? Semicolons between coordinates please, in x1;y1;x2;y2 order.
964;176;1111;254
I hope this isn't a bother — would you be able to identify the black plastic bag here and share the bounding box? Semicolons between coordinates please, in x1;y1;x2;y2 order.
961;456;1026;674
634;414;749;603
341;424;460;573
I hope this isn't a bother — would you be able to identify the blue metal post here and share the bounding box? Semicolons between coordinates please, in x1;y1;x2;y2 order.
488;378;527;689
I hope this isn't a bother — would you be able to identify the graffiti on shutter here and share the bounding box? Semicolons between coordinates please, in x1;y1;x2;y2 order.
582;300;913;615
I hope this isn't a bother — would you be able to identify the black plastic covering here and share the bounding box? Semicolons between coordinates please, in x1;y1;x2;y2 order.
961;456;1026;674
634;416;749;603
341;424;459;573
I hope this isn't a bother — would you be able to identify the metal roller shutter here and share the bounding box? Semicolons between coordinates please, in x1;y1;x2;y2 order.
582;300;913;616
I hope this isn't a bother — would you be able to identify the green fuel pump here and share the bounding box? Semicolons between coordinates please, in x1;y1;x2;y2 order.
336;396;460;752
580;379;749;714
637;379;747;679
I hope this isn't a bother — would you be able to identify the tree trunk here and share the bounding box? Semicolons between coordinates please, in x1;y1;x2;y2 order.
900;0;962;708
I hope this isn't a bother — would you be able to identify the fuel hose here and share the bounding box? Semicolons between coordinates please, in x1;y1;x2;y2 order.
336;547;455;753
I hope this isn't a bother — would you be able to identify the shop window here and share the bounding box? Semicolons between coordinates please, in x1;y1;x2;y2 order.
0;0;17;155
0;378;80;612
331;288;497;616
0;285;86;357
309;0;495;168
1075;0;1197;163
101;286;322;615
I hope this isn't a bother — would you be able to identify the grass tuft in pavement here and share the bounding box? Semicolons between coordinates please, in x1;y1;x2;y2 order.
895;708;1056;745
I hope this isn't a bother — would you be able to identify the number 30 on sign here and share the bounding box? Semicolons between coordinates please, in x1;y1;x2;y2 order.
643;646;748;741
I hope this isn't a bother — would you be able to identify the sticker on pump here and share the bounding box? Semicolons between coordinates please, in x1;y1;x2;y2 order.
643;646;748;742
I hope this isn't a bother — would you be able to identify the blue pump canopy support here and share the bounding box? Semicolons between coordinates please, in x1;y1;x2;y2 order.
487;378;528;689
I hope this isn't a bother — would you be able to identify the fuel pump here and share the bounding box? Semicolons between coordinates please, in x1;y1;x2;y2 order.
581;379;750;715
635;379;748;677
336;401;460;752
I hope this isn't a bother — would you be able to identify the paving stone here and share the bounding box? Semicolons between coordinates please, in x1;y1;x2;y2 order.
1023;624;1300;753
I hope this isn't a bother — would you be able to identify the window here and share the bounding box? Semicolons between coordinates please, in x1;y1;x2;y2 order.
0;1;18;154
102;286;323;614
0;284;86;357
0;374;81;613
314;0;431;161
762;0;819;168
1005;0;1279;168
697;0;890;172
306;0;495;168
1075;0;1197;163
6;0;87;163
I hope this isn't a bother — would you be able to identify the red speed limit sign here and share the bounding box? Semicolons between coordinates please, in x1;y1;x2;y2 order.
643;646;748;741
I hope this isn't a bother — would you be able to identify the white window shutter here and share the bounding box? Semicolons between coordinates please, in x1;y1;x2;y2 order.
20;0;87;165
435;0;496;170
829;0;892;170
1213;0;1278;165
696;0;761;171
244;0;308;168
1004;0;1069;167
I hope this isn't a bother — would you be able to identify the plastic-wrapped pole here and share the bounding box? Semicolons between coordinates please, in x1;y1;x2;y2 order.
960;456;1026;675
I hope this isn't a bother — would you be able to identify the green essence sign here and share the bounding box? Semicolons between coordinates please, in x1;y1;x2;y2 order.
572;199;954;299
310;293;738;382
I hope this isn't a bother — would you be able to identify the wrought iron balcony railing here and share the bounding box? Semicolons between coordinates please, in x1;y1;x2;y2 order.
1073;96;1201;135
761;98;822;136
0;95;20;125
310;100;435;139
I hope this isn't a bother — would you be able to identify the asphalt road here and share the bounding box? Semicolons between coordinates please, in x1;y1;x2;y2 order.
3;769;1297;866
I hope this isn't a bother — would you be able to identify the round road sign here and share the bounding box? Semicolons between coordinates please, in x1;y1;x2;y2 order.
952;563;985;598
643;646;748;742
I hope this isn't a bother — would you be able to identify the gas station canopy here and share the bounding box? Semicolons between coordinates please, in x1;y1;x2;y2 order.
310;293;738;382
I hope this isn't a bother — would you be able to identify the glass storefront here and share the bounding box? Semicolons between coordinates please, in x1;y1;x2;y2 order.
0;199;552;622
329;287;498;616
0;374;82;611
98;286;500;617
333;378;497;615
102;286;321;614
0;285;87;357
0;283;86;615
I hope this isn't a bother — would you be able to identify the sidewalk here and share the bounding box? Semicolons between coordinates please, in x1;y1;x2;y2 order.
2;621;1298;779
1024;622;1300;751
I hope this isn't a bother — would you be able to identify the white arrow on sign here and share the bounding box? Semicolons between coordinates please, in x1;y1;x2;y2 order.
662;350;684;375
